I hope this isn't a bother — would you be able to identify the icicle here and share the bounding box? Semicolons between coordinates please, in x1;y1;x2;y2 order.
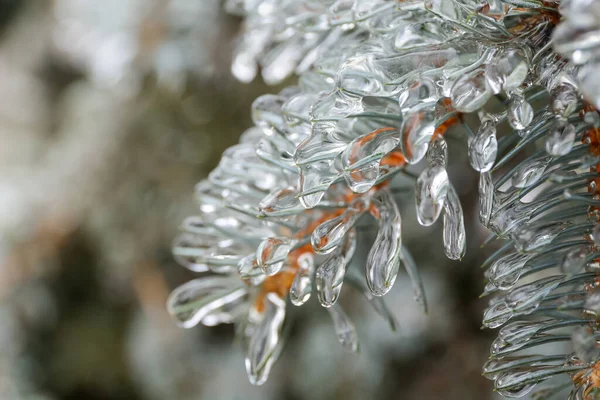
327;303;359;352
341;128;401;193
366;189;402;296
167;277;248;328
245;293;286;385
443;186;466;260
289;253;315;306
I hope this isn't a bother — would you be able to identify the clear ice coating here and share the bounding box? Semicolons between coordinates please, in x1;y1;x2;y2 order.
256;237;297;276
510;157;551;189
400;107;436;164
245;293;286;385
550;83;579;120
315;251;347;308
289;253;315;306
311;198;366;254
485;48;529;94
167;277;248;328
341;127;400;193
507;96;534;131
166;0;600;390
415;137;449;226
366;190;402;296
442;186;466;260
451;70;492;113
512;223;566;253
546;121;576;157
478;172;494;227
468;121;498;172
327;303;359;352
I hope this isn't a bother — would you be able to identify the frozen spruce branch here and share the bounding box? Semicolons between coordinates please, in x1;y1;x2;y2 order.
166;0;600;397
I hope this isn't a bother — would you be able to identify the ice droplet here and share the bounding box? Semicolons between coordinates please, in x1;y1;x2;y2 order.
451;70;491;113
507;96;534;131
245;293;286;385
415;164;449;226
289;253;315;306
443;186;466;260
328;303;359;352
366;190;402;296
256;237;297;276
511;157;551;189
315;253;347;307
468;121;498;172
341;128;400;193
546;121;576;157
312;198;366;254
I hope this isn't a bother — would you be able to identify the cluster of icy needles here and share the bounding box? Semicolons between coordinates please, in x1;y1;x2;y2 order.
166;0;600;397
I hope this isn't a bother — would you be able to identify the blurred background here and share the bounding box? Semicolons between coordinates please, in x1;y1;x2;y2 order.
0;1;505;399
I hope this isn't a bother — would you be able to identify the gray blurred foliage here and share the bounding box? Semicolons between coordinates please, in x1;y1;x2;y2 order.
0;1;501;399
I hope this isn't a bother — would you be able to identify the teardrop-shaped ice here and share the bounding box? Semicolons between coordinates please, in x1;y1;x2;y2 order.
497;364;580;397
483;300;513;328
494;372;538;398
485;49;528;94
506;276;563;313
550;83;579;119
167;277;248;328
245;293;286;385
312;198;366;254
488;202;533;236
497;320;545;348
442;186;466;260
315;253;347;307
415;165;449;226
366;190;402;296
327;303;359;352
341;127;401;193
478;172;495;227
545;121;576;157
483;354;551;380
511;157;551;189
256;237;297;276
560;245;588;275
451;70;491;113
400;107;436;164
487;253;533;290
289;253;314;306
572;326;600;363
512;223;566;253
507;96;534;131
258;187;302;217
469;121;498;172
